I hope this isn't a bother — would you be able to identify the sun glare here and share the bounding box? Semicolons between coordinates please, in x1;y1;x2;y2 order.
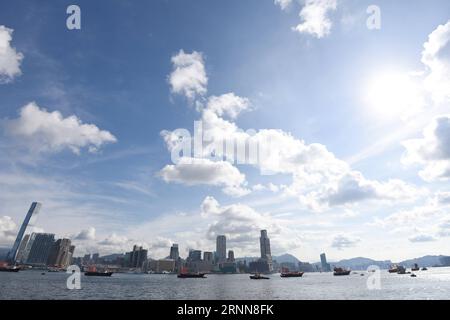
365;72;424;120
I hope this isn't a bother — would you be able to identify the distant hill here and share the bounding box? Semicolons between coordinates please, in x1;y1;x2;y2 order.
327;257;392;271
273;253;301;264
398;255;449;268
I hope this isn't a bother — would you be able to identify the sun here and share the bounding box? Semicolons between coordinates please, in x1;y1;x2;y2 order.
365;71;424;121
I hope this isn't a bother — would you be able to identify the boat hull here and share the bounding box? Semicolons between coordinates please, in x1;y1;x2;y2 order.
280;272;304;278
177;273;206;278
333;271;351;276
250;275;270;280
84;272;113;277
0;267;20;272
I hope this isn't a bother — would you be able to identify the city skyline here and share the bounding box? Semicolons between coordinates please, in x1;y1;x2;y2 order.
1;0;450;263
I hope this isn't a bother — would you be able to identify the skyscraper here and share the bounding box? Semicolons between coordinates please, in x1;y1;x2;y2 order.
26;233;55;266
320;253;331;272
203;251;213;263
170;244;179;260
126;245;148;269
260;230;272;259
7;202;41;262
216;235;226;263
259;230;273;272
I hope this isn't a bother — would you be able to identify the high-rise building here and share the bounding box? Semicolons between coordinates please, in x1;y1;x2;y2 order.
320;253;331;272
228;250;235;262
15;234;30;263
92;253;99;264
47;239;74;268
7;202;42;262
260;230;272;260
259;230;273;272
126;245;148;269
216;235;226;263
26;233;55;265
203;251;213;263
188;249;202;262
170;244;179;260
82;254;91;265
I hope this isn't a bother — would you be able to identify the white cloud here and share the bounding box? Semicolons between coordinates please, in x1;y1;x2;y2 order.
402;115;450;181
168;50;208;101
5;102;117;154
274;0;293;11
292;0;337;38
201;196;279;246
159;157;249;197
74;227;96;241
331;234;360;250
0;25;23;83
0;216;16;246
205;93;251;119
421;20;450;103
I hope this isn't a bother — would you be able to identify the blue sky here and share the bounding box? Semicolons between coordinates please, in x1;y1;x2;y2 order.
1;0;450;262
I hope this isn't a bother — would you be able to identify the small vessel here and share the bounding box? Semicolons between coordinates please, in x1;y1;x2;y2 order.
177;267;206;278
411;263;420;272
0;266;20;272
333;267;351;276
397;266;407;274
84;266;113;277
280;268;304;278
411;274;417;278
388;265;399;273
421;267;428;271
250;273;270;280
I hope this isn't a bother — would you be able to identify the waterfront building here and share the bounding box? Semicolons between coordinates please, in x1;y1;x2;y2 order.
169;244;179;260
188;249;202;262
228;250;235;262
92;253;99;263
82;254;91;265
320;253;331;272
146;259;176;273
216;235;226;263
203;251;213;263
26;233;55;266
7;202;42;262
47;239;74;268
126;245;148;269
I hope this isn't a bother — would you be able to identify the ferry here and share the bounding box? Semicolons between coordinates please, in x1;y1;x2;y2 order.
280;268;304;278
250;273;270;280
84;266;113;277
177;267;206;278
333;267;351;276
411;263;420;272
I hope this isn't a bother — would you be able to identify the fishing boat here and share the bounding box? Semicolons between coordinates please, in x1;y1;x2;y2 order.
333;267;351;276
250;273;270;280
177;266;206;278
397;266;407;274
388;265;399;273
411;263;420;272
280;267;304;278
84;266;113;277
421;267;428;271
